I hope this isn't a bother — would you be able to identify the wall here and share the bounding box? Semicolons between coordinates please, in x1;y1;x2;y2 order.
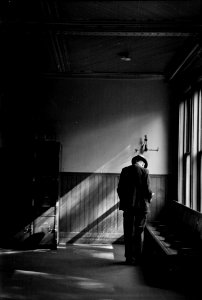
37;77;174;244
59;172;169;244
42;77;172;175
0;75;175;245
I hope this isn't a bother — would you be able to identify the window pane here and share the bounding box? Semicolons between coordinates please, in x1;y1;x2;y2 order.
178;101;184;204
178;88;202;211
199;91;202;151
191;93;198;210
185;154;191;207
184;99;191;153
198;152;202;212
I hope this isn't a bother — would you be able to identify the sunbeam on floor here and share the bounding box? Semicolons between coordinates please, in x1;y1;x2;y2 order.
0;244;195;300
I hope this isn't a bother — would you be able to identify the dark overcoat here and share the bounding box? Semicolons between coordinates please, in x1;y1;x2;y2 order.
117;163;153;214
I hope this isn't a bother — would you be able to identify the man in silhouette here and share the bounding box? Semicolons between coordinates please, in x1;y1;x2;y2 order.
117;155;153;265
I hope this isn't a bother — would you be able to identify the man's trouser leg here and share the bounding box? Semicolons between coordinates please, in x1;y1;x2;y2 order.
123;210;134;260
133;214;147;260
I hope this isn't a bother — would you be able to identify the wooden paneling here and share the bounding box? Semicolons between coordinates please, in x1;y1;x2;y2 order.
149;175;169;221
59;173;169;244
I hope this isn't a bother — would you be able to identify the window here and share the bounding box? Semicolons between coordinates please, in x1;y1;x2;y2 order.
178;88;202;212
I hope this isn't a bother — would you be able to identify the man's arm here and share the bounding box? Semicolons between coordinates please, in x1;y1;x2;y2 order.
144;169;153;202
117;168;127;210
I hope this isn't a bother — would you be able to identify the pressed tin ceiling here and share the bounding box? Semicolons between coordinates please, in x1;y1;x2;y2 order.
0;0;202;82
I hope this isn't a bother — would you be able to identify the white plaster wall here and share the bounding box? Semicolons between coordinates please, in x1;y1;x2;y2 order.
45;78;172;174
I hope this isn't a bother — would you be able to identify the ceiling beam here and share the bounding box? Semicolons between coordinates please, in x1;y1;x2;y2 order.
49;32;64;72
169;43;202;80
60;31;192;37
41;72;165;80
13;20;202;37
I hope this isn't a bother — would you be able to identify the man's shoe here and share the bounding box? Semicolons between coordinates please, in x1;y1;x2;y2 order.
125;257;141;265
125;257;136;265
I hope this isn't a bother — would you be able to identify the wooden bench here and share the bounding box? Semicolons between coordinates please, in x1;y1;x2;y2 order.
144;200;202;272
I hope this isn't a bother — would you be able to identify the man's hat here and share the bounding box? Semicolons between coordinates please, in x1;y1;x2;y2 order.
132;154;148;168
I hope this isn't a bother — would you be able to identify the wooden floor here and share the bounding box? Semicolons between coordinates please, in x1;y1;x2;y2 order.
0;244;198;299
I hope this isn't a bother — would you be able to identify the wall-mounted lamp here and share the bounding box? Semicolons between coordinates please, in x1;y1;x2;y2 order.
135;135;159;154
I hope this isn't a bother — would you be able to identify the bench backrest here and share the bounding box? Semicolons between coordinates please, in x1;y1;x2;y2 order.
167;201;202;240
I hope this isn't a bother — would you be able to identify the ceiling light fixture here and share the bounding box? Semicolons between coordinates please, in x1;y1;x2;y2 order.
119;51;131;62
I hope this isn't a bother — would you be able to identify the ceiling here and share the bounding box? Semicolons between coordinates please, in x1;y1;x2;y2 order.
1;0;202;84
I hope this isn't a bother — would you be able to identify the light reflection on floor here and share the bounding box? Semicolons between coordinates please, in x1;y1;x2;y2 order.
0;244;116;300
0;248;51;255
73;244;113;249
14;270;114;291
90;252;114;260
73;244;114;260
0;244;190;300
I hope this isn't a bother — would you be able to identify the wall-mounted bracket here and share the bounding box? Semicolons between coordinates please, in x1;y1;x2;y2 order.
134;135;159;154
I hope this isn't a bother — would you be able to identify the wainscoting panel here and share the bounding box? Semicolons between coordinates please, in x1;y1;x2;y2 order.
59;173;169;244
